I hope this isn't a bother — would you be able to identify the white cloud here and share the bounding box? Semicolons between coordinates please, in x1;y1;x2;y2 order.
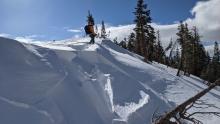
157;0;220;46
0;33;46;43
151;23;178;46
15;35;42;43
15;36;35;43
186;0;220;42
74;34;80;38
2;0;218;51
67;29;82;33
106;23;178;47
105;0;220;48
107;24;135;42
0;33;11;38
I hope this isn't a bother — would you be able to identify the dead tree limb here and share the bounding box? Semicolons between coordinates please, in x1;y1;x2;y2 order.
155;79;220;124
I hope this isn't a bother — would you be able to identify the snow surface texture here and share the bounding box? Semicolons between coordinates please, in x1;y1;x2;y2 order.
0;37;220;124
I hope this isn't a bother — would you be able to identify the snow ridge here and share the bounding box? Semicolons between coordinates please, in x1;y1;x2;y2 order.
1;37;219;124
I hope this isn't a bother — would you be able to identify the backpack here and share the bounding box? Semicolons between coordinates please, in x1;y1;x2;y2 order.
84;25;92;35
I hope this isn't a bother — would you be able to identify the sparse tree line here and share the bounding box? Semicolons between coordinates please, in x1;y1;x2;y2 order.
95;20;111;39
111;1;220;123
113;0;220;85
87;1;220;123
86;11;110;39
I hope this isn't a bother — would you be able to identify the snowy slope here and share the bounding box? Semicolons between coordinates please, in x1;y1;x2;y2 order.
0;37;219;124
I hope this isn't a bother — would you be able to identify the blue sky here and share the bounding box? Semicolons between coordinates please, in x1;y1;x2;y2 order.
0;0;210;41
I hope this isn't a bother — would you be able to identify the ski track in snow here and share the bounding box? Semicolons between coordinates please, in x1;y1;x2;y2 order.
0;96;55;123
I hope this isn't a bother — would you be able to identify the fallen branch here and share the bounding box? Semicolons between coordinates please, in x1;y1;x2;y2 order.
155;79;220;124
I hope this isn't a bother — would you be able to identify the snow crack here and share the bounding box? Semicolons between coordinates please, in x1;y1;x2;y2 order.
103;74;150;121
104;74;114;112
114;91;150;121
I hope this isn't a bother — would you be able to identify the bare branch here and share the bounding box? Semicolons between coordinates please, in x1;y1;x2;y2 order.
188;111;220;118
154;79;220;124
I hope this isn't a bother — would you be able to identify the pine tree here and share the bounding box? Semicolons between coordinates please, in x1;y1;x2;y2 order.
166;38;173;52
176;21;186;76
87;11;95;25
206;51;211;64
190;26;199;75
183;23;193;76
95;25;99;37
198;45;209;76
148;26;156;61
200;51;211;82
176;22;193;76
165;38;174;66
213;41;220;62
189;26;207;76
101;20;107;39
113;37;118;45
95;25;98;34
133;0;155;62
154;30;165;63
173;47;180;68
127;33;136;52
119;38;127;49
211;41;220;82
107;31;111;38
203;42;220;83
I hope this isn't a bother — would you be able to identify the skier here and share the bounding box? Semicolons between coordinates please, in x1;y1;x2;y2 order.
84;11;97;44
88;22;96;44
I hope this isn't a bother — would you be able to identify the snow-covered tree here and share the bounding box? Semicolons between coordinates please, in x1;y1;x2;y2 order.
154;30;165;63
100;20;107;39
119;38;127;49
213;41;220;62
127;33;136;52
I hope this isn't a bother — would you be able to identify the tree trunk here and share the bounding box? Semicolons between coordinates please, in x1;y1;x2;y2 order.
177;56;183;76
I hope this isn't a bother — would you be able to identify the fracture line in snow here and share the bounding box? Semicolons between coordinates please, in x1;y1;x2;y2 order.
103;74;150;121
22;43;53;68
0;96;55;123
53;71;68;89
140;82;171;106
22;43;43;58
0;96;30;109
44;71;69;96
114;91;150;121
104;74;114;112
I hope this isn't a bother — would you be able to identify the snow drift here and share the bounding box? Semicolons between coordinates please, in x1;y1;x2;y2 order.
0;37;219;124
